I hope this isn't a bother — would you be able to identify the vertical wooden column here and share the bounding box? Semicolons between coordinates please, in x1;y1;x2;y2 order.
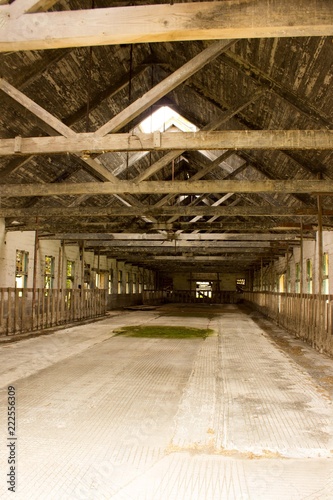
298;219;304;338
317;194;323;296
60;240;65;323
300;219;304;295
32;223;39;330
112;260;118;295
80;240;85;319
285;245;290;295
97;248;100;287
57;245;62;291
317;192;324;349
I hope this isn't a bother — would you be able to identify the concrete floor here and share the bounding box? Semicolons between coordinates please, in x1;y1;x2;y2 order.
0;304;332;499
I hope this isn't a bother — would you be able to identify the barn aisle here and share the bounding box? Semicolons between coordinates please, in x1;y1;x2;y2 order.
0;304;332;499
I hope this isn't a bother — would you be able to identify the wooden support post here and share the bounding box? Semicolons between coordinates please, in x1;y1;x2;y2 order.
285;245;290;296
60;240;65;323
80;240;85;320
32;224;39;330
97;248;100;290
317;194;323;296
300;219;304;296
317;191;324;349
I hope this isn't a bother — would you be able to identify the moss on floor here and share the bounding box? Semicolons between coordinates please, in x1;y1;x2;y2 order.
114;325;214;339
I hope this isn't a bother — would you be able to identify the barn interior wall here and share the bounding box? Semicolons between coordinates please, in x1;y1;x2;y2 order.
172;271;247;292
253;232;333;295
0;225;155;309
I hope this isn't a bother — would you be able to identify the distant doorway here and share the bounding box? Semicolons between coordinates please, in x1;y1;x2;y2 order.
196;281;212;302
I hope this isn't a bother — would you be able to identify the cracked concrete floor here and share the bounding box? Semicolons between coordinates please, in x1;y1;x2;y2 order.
0;303;332;499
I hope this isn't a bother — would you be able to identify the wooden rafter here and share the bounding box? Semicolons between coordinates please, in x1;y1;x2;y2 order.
1;179;333;198
95;40;235;136
0;1;332;52
1;130;332;156
38;232;311;241
1;206;331;218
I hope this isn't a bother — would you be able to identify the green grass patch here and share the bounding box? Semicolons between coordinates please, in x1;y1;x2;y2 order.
114;325;214;339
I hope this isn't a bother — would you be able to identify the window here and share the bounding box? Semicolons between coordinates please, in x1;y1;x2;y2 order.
84;263;91;288
15;250;29;289
95;273;100;288
196;281;212;299
66;260;75;289
44;256;55;290
295;263;301;293
133;273;137;294
279;274;285;293
108;270;113;294
322;252;329;294
126;272;130;294
138;272;143;293
306;259;313;294
118;270;123;294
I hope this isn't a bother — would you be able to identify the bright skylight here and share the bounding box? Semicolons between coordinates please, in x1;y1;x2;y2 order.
139;106;198;133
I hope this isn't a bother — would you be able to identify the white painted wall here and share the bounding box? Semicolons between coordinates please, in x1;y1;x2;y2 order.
254;231;333;294
0;223;36;288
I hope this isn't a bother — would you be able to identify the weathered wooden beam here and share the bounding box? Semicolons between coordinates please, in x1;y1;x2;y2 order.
7;221;319;233
0;78;122;183
96;40;235;136
148;255;269;262
2;179;333;198
1;1;332;52
150;222;318;231
0;77;77;138
0;69;149;181
38;232;312;241
86;250;286;260
81;246;286;255
1;205;330;218
1;130;332;156
80;240;276;248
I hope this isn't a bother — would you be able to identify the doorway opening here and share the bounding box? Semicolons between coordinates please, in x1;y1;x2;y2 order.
196;281;212;301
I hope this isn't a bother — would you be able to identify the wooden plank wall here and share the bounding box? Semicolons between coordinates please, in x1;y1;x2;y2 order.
244;292;333;356
0;288;108;336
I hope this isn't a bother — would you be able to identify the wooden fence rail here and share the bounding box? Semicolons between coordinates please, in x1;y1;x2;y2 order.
167;290;243;304
244;292;333;356
0;288;108;336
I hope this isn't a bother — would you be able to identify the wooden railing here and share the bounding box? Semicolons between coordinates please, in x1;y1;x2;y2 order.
169;290;243;304
244;292;333;356
0;288;108;336
142;290;167;305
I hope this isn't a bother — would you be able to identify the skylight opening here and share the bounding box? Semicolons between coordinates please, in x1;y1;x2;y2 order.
139;106;198;133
